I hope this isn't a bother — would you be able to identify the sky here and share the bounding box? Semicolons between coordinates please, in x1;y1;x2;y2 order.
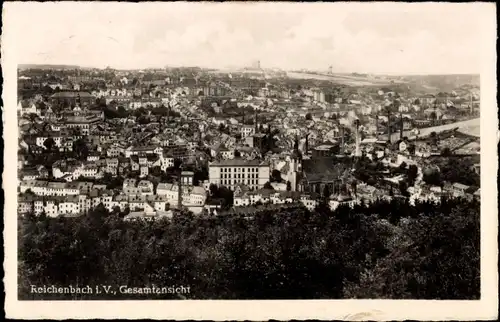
4;2;494;74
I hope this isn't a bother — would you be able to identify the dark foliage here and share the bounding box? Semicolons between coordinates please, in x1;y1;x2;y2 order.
19;198;479;300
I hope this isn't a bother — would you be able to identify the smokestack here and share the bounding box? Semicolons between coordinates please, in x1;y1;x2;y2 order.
399;111;404;140
177;167;183;209
254;109;258;133
470;92;473;115
387;106;391;143
340;126;344;154
355;121;361;157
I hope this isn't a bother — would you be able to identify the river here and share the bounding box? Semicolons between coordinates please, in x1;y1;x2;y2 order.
380;118;480;142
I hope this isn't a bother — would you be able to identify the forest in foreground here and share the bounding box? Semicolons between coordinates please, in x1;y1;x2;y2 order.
19;198;480;300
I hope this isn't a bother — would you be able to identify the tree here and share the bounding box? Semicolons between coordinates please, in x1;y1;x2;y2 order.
305;113;312;121
215;186;234;208
18;196;479;300
43;137;56;151
407;165;418;186
430;111;437;123
173;158;183;170
270;169;282;183
117;105;127;115
73;138;89;160
151;166;162;177
408;143;416;155
429;131;439;146
399;180;409;197
133;108;147;118
137;116;150;125
351;180;358;196
323;184;331;200
209;183;218;196
344;200;479;299
234;150;241;158
263;182;274;190
112;206;121;215
441;147;452;156
423;170;442;186
286;181;292;191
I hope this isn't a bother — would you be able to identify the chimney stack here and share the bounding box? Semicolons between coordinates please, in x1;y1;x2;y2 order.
305;133;309;153
355;121;361;157
340;126;344;154
386;105;391;143
177;166;183;209
470;92;473;115
254;109;258;133
399;111;404;140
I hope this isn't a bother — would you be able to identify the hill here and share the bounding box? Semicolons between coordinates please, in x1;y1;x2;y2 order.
18;64;86;70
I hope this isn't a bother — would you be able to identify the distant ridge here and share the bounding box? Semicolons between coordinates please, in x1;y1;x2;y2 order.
18;64;89;70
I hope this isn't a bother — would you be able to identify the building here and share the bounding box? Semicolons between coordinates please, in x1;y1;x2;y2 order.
311;142;340;158
64;115;101;135
241;125;256;138
452;183;470;197
209;159;270;191
51;91;96;107
311;88;326;103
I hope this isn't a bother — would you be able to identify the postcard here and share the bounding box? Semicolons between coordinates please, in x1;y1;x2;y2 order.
2;1;498;320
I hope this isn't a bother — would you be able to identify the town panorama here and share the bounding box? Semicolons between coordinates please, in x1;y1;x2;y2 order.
17;64;481;300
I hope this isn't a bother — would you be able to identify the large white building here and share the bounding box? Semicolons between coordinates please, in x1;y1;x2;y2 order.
240;125;256;138
209;159;270;191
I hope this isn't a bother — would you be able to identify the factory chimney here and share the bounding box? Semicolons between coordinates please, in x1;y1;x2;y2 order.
177;164;183;209
340;126;345;154
399;111;404;140
354;120;361;157
305;132;309;154
470;92;473;115
386;105;391;143
254;108;258;133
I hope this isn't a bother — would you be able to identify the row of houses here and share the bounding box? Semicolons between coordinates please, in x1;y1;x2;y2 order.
18;178;208;217
18;192;173;217
233;188;358;211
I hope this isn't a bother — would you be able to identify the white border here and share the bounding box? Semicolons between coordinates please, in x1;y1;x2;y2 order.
3;2;498;320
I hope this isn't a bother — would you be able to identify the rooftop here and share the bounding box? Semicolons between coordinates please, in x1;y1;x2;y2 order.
51;91;93;98
210;158;269;167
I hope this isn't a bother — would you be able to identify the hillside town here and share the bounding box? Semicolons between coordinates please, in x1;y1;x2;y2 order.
17;66;481;220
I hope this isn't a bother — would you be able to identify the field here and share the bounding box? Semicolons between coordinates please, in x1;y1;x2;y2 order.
380;118;480;142
286;72;402;86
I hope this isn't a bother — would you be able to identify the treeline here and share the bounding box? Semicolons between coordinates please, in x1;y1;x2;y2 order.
18;198;479;300
424;156;480;187
101;105;181;120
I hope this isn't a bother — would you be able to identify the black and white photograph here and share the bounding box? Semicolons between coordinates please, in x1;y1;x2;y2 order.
3;2;498;320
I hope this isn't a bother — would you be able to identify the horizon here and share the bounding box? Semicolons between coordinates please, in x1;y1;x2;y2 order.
17;63;481;78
